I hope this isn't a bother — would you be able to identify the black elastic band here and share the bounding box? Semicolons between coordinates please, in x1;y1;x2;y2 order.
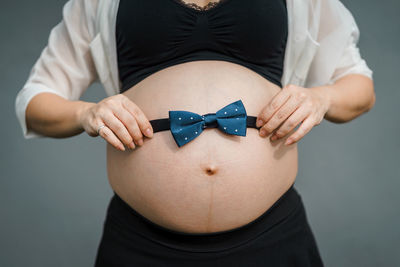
149;115;261;133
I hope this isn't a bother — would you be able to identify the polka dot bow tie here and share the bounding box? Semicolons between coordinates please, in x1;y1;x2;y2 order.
149;100;262;147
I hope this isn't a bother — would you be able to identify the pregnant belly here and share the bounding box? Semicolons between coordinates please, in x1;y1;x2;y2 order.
107;60;298;234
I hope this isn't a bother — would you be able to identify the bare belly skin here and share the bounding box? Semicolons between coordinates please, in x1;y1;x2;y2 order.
107;60;298;234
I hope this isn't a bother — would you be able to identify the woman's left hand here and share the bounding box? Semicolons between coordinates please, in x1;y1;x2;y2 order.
256;84;331;146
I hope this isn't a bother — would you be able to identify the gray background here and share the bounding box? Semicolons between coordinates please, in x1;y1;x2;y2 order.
1;0;399;266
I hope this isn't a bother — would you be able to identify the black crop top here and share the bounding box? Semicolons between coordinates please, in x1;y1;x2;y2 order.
116;0;288;93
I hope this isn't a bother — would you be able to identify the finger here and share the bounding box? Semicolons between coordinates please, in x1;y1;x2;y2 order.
256;89;291;128
271;104;310;141
122;98;154;138
102;111;134;149
97;123;126;151
112;107;143;147
285;116;315;145
259;95;300;137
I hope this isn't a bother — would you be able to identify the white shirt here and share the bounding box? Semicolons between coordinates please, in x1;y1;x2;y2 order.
15;0;374;139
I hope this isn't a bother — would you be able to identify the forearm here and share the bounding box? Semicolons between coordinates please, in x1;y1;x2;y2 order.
310;74;376;123
25;92;95;138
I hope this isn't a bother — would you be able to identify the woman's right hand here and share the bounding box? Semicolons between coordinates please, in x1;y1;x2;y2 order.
77;94;153;151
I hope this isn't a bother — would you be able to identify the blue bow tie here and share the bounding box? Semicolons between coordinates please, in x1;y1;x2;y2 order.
169;100;248;147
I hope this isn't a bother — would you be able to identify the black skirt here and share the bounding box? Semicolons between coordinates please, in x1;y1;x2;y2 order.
94;184;324;266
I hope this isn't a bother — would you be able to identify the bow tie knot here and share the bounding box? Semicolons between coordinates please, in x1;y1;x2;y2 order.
202;113;218;129
169;100;248;147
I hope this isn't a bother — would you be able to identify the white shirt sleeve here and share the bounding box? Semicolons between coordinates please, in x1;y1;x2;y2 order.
329;1;373;83
305;0;374;88
14;0;98;139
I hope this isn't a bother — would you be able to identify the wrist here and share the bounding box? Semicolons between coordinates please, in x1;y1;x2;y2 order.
75;101;96;130
310;86;334;117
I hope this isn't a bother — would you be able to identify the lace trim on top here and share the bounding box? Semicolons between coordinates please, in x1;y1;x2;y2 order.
174;0;228;11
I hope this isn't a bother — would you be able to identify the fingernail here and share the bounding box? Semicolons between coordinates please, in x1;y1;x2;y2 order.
145;128;153;137
285;138;293;145
120;145;126;151
259;128;267;137
129;142;135;149
256;119;264;128
271;135;278;141
137;138;143;146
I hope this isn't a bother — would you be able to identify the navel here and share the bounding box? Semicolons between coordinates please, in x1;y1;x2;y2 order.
204;164;218;176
